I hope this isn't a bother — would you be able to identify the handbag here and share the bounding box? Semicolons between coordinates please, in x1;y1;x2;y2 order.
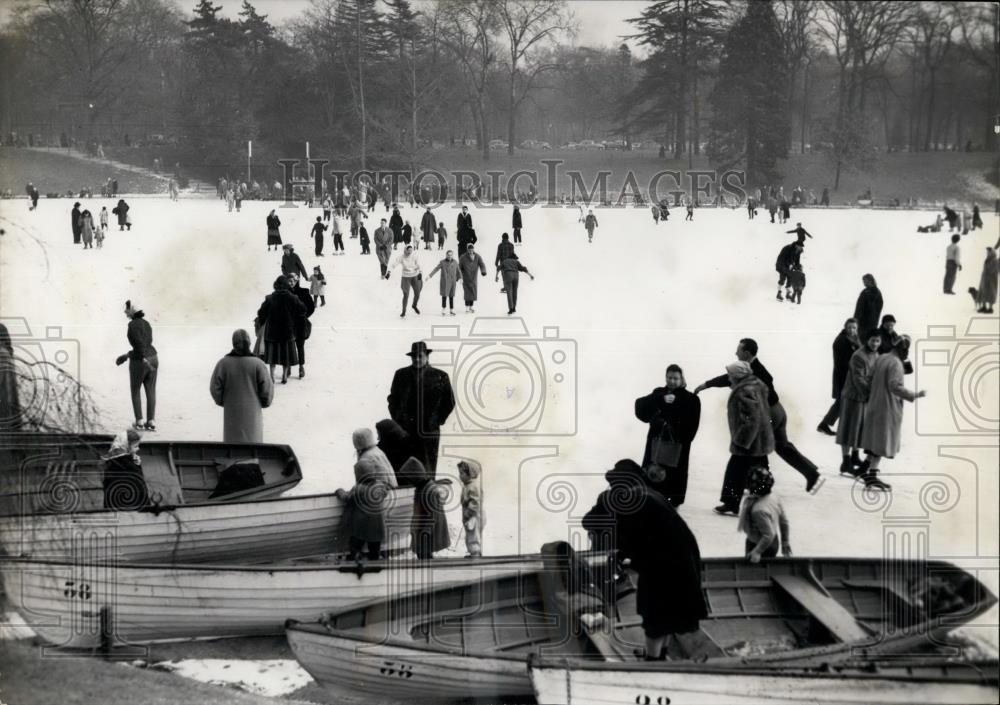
650;422;683;468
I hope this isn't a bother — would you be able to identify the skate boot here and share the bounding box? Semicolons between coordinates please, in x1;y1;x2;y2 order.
863;473;892;491
839;457;859;477
776;291;784;301
816;423;835;436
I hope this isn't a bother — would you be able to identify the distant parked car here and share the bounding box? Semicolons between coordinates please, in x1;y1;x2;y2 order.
520;140;551;150
577;139;605;150
602;139;628;150
489;139;509;151
560;142;580;150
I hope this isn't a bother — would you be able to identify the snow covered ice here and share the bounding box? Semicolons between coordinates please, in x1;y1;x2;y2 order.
1;197;997;650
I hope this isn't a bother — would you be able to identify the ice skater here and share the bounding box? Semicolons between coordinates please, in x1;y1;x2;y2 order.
310;266;327;307
685;197;694;221
115;300;158;431
266;210;282;251
774;241;802;301
512;205;523;244
428;249;460;316
786;263;805;304
835;329;880;477
786;222;812;244
816;318;860;437
374;218;393;278
436;221;447;250
972;246;998;313
971;203;983;231
496;253;535;314
311;216;327;256
359;223;370;255
943;234;961;294
420;206;437;251
390;205;403;249
389;244;423;317
584;209;598;243
738;467;792;562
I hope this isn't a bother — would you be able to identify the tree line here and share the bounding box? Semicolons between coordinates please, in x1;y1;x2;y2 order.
0;0;996;189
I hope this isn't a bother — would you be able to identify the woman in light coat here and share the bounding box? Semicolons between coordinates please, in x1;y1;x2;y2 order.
976;247;998;313
210;329;274;442
336;427;399;560
428;250;461;316
835;330;880;476
859;336;926;490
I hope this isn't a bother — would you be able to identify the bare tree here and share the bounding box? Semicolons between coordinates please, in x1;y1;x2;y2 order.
908;4;955;151
495;0;574;154
774;0;817;152
437;0;500;160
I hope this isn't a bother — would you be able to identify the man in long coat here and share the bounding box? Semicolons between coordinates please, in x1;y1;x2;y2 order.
71;202;82;244
853;274;883;335
387;341;455;477
210;330;274;442
420;207;437;251
458;243;487;312
817;318;860;435
634;364;701;506
373;218;394;278
456;206;473;250
859;336;925;490
287;272;316;379
583;459;706;660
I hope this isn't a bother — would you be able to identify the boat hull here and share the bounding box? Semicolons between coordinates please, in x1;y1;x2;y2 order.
528;661;1000;705
2;554;542;648
0;490;414;563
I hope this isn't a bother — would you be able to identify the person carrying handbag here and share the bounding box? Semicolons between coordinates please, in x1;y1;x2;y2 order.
634;364;701;506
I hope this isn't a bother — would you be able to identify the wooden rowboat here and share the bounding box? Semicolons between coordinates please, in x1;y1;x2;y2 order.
284;555;997;701
0;553;545;648
528;657;999;704
0;433;303;517
0;489;414;564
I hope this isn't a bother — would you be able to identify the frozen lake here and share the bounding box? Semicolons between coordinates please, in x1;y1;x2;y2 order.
1;196;997;654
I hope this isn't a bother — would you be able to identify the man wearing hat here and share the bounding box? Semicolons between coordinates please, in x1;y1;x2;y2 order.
71;202;82;244
387;341;455;476
280;244;308;281
374;217;394;278
875;314;900;354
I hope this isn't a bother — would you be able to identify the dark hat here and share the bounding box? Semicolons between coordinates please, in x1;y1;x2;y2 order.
406;341;432;357
604;458;643;484
74;202;80;207
882;314;896;324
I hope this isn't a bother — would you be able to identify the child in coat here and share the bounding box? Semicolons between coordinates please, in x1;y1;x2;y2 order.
309;266;327;307
437;222;447;250
738;467;791;563
458;459;484;557
787;263;806;304
359;224;370;254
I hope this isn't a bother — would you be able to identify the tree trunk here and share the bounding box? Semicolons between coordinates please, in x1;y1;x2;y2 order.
923;69;936;152
675;0;689;160
357;9;367;171
410;40;417;153
800;61;809;154
507;68;516;155
479;98;489;161
692;70;700;157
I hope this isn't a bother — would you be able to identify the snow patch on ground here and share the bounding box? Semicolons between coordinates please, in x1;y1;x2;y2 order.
146;659;313;697
0;611;37;640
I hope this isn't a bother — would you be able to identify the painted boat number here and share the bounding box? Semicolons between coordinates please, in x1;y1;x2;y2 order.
379;661;414;678
635;696;670;705
63;581;92;600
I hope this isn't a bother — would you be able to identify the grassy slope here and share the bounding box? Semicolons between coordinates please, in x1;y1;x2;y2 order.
3;144;998;205
0;148;166;195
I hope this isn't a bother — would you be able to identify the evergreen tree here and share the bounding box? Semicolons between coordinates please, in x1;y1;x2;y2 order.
707;1;789;187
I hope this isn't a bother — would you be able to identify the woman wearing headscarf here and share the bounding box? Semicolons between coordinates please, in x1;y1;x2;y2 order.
254;276;306;384
266;209;282;251
80;210;95;249
389;205;404;249
634;363;701;506
335;427;399;561
375;418;415;477
582;459;706;661
210;329;274;442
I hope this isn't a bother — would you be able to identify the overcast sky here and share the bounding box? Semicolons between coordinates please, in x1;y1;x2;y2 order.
0;0;648;49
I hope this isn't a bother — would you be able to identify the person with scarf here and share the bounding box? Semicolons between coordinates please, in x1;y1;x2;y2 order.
458;459;484;557
335;427;399;561
389;244;423;317
210;329;274;442
582;459;706;661
738;466;791;562
428;249;461;316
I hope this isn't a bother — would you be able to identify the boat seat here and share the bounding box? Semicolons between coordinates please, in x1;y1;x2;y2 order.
772;574;869;643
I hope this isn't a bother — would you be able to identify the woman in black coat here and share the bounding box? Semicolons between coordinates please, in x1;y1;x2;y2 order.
286;272;316;380
266;210;282;251
389;207;404;249
512;206;523;244
633;364;701;506
853;273;883;336
254;275;306;384
583;459;706;660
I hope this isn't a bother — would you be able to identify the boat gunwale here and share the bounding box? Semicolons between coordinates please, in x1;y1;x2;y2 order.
526;655;1000;683
284;557;996;663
